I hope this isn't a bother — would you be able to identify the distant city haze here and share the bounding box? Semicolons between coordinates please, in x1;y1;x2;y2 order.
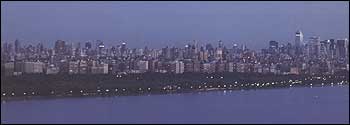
1;1;349;50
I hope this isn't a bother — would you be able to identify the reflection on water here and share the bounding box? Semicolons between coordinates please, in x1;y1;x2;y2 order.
1;86;349;124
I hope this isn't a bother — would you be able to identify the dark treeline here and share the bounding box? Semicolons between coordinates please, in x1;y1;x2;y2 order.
1;71;349;98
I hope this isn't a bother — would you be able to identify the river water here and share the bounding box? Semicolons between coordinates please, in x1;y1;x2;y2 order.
1;86;349;124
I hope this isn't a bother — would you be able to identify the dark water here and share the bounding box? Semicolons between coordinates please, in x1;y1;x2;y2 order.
1;86;349;124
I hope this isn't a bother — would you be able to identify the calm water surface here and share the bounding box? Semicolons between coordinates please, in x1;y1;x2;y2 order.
1;86;349;124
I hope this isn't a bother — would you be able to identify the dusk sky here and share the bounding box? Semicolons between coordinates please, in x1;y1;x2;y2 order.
1;1;349;50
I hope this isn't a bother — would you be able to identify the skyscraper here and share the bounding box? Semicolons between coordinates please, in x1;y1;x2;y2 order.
308;36;321;59
218;40;223;48
85;42;92;50
121;42;127;57
269;41;278;54
329;39;336;59
336;39;348;60
14;39;20;54
295;30;303;56
54;40;66;56
97;41;105;56
215;40;223;61
162;46;171;60
36;43;44;54
319;40;329;59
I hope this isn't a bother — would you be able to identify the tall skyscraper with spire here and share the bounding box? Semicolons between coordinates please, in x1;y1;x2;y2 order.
295;30;303;56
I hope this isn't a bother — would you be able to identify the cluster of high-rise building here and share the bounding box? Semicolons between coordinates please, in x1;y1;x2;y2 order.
1;30;349;76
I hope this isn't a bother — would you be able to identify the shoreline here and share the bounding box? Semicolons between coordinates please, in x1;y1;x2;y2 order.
2;72;349;102
2;84;348;102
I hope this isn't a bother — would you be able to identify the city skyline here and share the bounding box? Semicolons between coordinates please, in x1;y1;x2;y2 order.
2;29;349;76
1;1;349;50
1;30;349;51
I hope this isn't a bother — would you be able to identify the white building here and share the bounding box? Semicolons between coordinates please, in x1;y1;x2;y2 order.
137;60;149;73
226;62;234;72
201;63;211;73
175;61;184;74
4;62;14;76
46;64;59;74
69;61;79;74
290;67;300;75
22;62;44;74
237;63;245;73
91;63;108;74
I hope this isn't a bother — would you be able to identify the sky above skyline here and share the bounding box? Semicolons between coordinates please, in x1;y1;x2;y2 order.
1;1;349;50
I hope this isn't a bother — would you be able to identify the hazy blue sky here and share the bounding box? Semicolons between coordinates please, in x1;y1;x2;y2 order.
1;1;349;50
